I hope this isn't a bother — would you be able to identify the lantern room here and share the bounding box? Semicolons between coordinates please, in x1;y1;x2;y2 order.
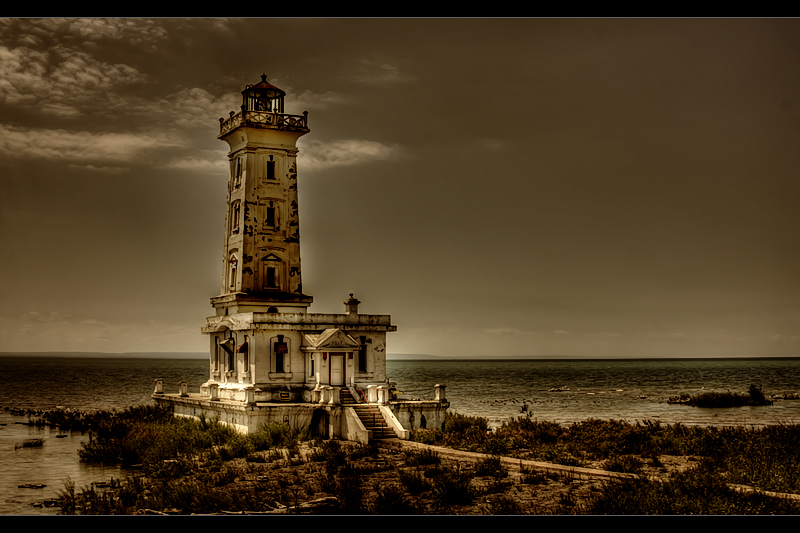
242;74;285;113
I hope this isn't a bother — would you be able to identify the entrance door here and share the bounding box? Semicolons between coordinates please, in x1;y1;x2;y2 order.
330;352;345;386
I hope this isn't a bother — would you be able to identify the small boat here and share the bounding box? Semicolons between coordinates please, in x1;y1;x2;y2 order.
549;386;570;392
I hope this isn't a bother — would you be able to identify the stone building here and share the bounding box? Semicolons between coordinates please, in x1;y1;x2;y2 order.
153;75;448;442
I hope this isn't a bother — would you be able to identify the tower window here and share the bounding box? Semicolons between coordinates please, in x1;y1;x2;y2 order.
231;201;241;234
266;206;276;227
229;254;238;289
233;157;243;188
267;160;275;180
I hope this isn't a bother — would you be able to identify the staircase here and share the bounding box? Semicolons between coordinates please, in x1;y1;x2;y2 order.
340;389;397;440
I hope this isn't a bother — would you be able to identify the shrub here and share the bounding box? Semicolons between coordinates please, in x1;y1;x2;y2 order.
405;448;441;466
398;468;431;494
602;455;644;474
485;495;524;515
370;485;418;515
474;455;507;478
430;469;475;508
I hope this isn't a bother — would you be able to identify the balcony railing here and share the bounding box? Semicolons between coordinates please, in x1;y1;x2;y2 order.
219;110;309;136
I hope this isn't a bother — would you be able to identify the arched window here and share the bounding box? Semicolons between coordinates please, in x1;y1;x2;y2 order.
229;253;238;289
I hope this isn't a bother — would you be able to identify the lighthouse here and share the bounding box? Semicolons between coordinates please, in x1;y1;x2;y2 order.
154;74;448;441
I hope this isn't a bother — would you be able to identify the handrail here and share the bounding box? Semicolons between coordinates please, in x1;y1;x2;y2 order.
357;388;381;431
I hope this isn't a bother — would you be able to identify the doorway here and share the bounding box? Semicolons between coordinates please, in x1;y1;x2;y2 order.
329;352;345;386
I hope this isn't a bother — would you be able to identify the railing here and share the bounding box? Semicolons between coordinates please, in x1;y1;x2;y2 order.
219;110;308;136
357;388;382;433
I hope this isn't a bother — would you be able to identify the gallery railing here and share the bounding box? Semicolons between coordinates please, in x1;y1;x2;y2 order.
219;110;309;136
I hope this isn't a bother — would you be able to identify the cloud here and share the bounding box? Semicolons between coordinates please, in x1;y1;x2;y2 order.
353;59;413;84
155;87;240;129
290;90;348;111
0;20;151;117
20;311;69;322
0;124;184;165
163;152;229;172
486;327;540;336
298;139;400;172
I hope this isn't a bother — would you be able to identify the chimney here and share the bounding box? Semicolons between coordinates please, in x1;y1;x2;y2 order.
344;293;361;315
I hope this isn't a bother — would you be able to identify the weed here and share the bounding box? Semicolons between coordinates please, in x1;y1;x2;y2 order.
370;485;419;515
347;442;378;461
405;448;441;466
602;455;644;474
335;466;364;514
399;468;431;494
430;469;475;508
474;455;507;478
484;494;524;515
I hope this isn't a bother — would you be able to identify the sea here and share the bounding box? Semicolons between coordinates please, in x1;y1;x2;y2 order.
1;354;800;515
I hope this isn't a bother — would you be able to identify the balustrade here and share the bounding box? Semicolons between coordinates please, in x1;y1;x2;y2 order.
219;110;308;136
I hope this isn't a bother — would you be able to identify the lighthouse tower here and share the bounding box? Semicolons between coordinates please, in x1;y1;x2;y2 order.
213;74;312;315
153;74;448;440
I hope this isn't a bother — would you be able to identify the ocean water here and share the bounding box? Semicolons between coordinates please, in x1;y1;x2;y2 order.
1;355;800;515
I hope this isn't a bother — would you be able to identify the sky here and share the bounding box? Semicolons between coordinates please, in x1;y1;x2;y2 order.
1;18;799;358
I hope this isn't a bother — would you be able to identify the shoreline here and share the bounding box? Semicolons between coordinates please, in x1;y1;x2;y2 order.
4;406;800;515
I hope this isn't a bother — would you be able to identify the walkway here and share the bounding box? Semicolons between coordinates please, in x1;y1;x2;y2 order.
377;440;800;502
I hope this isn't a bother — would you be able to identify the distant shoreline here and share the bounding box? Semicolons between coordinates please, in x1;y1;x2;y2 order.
0;352;798;361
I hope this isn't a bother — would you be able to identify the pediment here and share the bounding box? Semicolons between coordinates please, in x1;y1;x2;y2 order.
303;328;359;350
261;252;283;262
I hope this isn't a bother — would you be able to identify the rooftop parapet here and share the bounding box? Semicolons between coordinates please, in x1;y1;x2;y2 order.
203;312;396;333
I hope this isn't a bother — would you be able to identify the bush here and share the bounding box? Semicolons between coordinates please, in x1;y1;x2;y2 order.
398;469;431;494
485;495;524;515
405;448;441;466
474;455;507;478
370;485;419;515
602;455;644;474
430;468;475;508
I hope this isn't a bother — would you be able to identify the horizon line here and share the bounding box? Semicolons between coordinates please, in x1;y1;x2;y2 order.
0;351;798;361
